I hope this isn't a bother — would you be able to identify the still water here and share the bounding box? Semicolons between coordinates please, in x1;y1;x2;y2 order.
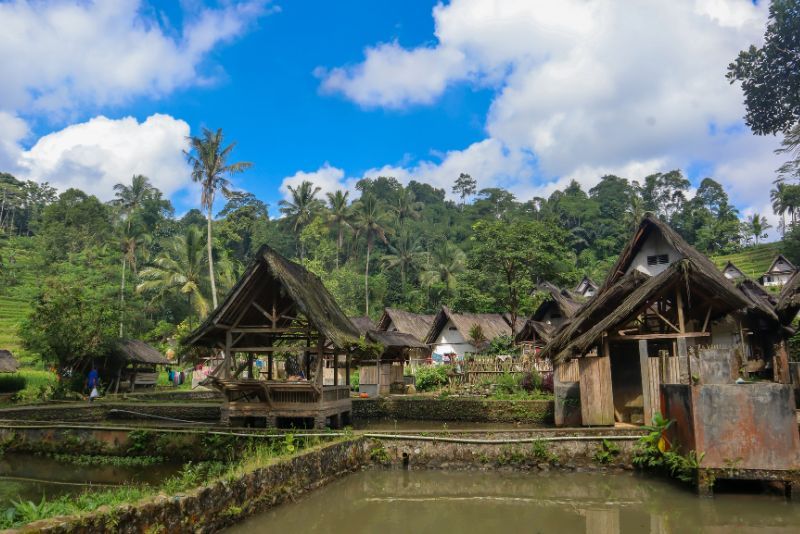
227;470;800;534
0;453;179;507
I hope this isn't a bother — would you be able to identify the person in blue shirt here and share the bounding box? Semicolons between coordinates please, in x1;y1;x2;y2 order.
86;366;99;402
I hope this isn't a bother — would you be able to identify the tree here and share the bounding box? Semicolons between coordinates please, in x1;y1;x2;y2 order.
771;182;800;231
390;188;423;227
38;189;113;261
452;173;477;208
745;213;772;245
112;175;158;337
420;242;466;303
279;181;323;260
382;229;424;290
217;191;268;263
469;219;572;331
641;171;690;222
185;127;252;310
727;0;800;135
325;190;351;268
137;227;211;325
352;193;390;316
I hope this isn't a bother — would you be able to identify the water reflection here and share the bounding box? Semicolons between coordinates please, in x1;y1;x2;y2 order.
227;470;800;533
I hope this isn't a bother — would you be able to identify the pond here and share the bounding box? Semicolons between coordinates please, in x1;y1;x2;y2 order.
0;453;180;507
227;470;800;533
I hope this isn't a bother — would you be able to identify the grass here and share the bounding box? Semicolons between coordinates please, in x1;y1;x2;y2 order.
711;242;783;280
11;368;58;403
47;454;167;467
0;433;336;529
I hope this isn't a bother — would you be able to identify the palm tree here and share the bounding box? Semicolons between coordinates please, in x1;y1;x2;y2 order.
112;175;156;337
279;181;323;260
325;190;351;268
420;242;466;298
382;230;424;290
390;188;423;227
352;193;391;316
745;213;772;245
137;227;211;326
185;128;252;310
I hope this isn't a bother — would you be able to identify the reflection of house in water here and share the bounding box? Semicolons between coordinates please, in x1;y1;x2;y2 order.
424;306;512;361
186;245;359;429
760;254;796;287
541;214;800;494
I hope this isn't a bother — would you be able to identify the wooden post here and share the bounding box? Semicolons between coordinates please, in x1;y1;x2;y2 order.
247;353;254;379
315;334;325;388
267;353;273;381
677;337;689;384
225;330;232;379
345;350;351;387
675;288;686;333
376;351;382;396
305;336;311;379
639;339;653;425
333;352;339;386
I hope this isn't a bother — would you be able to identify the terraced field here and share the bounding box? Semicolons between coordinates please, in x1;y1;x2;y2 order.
0;239;40;358
711;242;783;280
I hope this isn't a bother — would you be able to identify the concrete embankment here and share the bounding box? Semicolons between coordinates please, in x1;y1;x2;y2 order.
0;401;221;423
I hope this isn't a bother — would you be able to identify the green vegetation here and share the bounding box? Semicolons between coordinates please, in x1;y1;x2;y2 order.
46;453;166;467
1;433;329;529
711;242;782;279
414;366;449;392
593;439;621;465
632;413;704;483
0;374;26;394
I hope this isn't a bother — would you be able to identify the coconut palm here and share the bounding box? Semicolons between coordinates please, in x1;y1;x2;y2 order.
390;188;423;228
325;190;351;268
279;181;323;260
112;175;157;337
185;128;252;310
352;193;391;316
745;213;772;245
382;230;424;290
420;242;466;297
137;227;211;326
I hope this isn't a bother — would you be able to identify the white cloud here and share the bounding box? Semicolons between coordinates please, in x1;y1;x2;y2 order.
317;0;778;220
279;163;360;204
10;114;191;200
0;0;269;115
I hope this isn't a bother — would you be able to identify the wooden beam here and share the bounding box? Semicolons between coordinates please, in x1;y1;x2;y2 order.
224;330;233;379
267;353;274;380
232;346;334;353
702;306;712;333
609;332;711;341
639;339;652;426
675;287;686;333
651;308;680;334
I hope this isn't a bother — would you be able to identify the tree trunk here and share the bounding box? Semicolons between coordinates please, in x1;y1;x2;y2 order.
207;205;218;310
336;226;343;269
119;253;126;338
365;237;371;316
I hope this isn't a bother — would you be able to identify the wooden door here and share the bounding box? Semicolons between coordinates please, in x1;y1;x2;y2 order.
579;356;614;426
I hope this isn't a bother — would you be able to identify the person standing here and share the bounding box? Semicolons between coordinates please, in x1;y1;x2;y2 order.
87;366;99;402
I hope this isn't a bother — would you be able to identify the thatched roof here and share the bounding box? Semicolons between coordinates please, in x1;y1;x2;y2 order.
764;254;796;275
532;282;583;321
736;278;779;323
424;306;512;344
0;350;19;373
543;260;753;363
722;261;745;280
376;308;435;341
349;316;375;336
116;340;170;365
366;330;430;351
186;245;360;349
574;275;599;295
515;320;556;344
777;269;800;324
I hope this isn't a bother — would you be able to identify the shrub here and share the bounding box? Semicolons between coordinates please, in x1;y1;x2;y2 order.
520;370;542;392
494;372;521;394
415;366;449;391
350;369;359;391
0;374;26;394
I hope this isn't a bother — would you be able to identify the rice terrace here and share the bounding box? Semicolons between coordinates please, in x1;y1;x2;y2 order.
0;0;800;532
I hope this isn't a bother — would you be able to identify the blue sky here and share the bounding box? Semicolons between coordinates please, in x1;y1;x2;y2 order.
0;0;784;228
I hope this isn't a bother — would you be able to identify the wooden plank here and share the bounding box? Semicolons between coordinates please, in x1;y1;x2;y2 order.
639;340;653;426
648;357;662;417
677;337;689;384
579;356;614;426
609;332;711;341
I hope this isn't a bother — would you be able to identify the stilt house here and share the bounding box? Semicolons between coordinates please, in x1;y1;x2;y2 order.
376;308;435;342
721;260;745;281
185;245;361;428
574;276;599;298
760;254;796;287
424;306;512;361
516;282;582;354
541;215;799;489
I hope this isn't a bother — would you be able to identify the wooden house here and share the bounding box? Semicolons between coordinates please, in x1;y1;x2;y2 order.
112;339;170;392
185;245;361;428
760;254;796;287
376;308;435;342
721;260;745;281
541;214;800;493
424;306;512;361
574;276;599;298
516;282;582;354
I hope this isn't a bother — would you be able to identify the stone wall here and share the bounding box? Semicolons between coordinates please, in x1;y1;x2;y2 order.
353;397;554;424
15;438;370;534
0;401;220;423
